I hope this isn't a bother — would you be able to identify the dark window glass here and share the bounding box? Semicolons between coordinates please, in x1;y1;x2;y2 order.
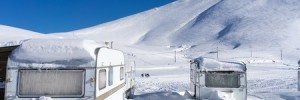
205;72;240;88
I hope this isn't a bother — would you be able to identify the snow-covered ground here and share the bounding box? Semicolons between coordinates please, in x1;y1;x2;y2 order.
247;63;297;100
117;43;300;100
131;50;299;100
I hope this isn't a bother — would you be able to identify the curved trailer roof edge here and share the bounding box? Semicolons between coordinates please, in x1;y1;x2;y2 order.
7;39;124;69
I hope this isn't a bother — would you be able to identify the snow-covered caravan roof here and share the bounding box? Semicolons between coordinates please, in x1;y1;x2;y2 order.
191;57;246;72
7;39;104;68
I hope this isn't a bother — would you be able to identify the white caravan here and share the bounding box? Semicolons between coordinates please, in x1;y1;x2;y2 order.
190;57;246;100
5;39;135;100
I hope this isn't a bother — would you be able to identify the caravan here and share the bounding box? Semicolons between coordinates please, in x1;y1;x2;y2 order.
190;57;247;100
4;39;135;100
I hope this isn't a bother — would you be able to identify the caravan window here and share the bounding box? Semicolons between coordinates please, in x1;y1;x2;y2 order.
99;69;107;90
18;70;85;97
108;67;113;86
120;67;124;80
205;71;240;88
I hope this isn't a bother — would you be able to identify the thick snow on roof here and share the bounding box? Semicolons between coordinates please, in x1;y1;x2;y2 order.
192;57;246;72
8;39;103;68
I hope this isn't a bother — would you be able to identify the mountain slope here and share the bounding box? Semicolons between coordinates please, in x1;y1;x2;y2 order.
170;0;300;49
52;0;221;46
52;0;300;50
1;0;300;62
0;25;45;47
52;0;300;65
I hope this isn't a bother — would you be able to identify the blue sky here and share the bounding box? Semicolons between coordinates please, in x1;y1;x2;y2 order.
0;0;173;33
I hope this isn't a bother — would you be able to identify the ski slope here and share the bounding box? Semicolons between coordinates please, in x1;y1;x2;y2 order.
51;0;300;65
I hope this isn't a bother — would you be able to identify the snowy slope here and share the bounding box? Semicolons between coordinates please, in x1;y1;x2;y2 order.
171;0;300;48
0;25;46;47
52;0;221;46
52;0;300;49
51;0;300;64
